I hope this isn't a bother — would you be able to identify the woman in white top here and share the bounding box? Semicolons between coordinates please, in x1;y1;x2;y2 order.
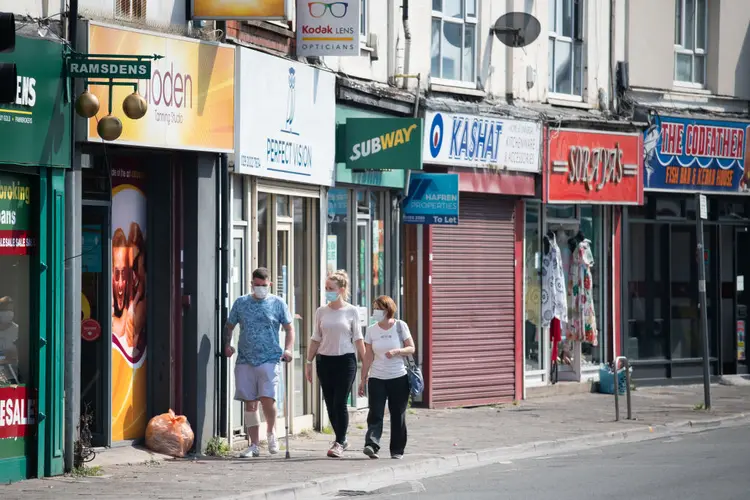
358;295;415;460
305;270;364;458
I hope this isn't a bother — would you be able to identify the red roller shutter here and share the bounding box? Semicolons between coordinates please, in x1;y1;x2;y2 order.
429;194;516;407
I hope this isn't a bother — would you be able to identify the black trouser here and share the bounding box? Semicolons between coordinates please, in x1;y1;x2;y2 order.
365;375;410;456
316;353;357;445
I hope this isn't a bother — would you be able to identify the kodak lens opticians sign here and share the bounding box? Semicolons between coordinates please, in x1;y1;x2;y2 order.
344;118;423;171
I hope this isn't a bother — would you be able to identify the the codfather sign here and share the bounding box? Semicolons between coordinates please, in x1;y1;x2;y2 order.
344;118;423;171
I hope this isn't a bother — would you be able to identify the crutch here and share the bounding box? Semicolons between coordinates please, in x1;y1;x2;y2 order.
283;358;291;459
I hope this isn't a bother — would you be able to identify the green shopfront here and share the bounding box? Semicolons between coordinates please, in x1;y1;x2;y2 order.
331;105;415;409
0;35;69;482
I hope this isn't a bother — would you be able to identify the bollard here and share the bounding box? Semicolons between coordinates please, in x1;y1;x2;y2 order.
613;356;632;421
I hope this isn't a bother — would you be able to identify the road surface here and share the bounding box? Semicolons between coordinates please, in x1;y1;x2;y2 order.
365;424;750;500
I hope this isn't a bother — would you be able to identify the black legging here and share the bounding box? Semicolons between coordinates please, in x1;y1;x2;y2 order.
316;353;357;445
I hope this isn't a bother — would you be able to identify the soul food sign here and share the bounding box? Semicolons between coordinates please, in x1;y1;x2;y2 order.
546;130;644;205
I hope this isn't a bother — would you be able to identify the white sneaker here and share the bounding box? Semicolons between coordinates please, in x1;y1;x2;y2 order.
240;444;260;458
267;433;279;454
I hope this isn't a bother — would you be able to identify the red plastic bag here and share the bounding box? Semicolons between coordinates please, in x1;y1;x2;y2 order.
145;409;194;458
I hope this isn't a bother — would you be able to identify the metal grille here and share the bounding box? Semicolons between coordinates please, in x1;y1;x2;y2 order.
115;0;147;21
430;194;516;407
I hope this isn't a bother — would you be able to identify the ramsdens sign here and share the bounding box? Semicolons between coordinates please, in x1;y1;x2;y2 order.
344;118;423;171
68;59;151;79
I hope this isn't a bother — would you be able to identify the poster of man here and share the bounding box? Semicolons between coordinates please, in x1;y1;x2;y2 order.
111;166;148;441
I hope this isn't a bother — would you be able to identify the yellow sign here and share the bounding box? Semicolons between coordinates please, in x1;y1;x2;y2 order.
192;0;286;19
87;23;235;152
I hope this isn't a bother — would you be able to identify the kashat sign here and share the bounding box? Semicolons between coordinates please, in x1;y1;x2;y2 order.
423;111;541;173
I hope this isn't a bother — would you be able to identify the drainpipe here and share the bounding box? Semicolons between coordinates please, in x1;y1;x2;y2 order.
218;153;229;438
387;0;395;83
609;0;617;113
401;0;411;89
64;0;81;472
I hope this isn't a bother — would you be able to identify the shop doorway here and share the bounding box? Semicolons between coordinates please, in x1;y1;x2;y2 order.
733;228;749;374
228;185;319;438
80;202;111;447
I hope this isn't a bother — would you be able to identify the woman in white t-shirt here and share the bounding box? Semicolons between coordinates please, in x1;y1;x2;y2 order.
358;295;415;460
305;270;364;458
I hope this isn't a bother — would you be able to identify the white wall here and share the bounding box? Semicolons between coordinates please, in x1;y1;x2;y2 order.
0;0;64;20
321;0;397;84
79;0;187;27
405;0;611;108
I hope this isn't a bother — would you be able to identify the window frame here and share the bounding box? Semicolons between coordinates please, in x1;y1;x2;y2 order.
673;0;708;88
547;0;585;101
430;0;478;86
115;0;147;21
359;0;368;39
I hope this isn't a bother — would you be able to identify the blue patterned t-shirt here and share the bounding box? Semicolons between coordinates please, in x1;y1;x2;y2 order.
228;294;292;366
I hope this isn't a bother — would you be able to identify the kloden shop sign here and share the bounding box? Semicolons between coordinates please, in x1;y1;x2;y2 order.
545;129;644;205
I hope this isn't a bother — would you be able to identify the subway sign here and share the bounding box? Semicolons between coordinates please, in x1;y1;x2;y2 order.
343;118;423;171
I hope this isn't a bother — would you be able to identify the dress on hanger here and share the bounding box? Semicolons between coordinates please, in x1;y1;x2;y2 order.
541;234;567;327
566;239;598;345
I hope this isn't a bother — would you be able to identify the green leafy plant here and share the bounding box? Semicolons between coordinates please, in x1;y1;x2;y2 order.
71;465;102;477
322;425;334;435
204;436;231;457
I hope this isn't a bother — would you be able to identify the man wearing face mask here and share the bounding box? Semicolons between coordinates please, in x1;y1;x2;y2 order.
223;267;294;458
0;296;19;385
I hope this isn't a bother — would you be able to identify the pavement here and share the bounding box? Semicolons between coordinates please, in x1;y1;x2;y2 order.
369;422;750;499
2;384;750;499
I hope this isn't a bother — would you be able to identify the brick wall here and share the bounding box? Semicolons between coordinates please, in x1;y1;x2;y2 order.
226;21;294;56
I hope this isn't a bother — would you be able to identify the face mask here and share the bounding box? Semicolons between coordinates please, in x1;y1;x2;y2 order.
253;286;269;299
372;310;386;322
325;291;340;303
0;311;13;324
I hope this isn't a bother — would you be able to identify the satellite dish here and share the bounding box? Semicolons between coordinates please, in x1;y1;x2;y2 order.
492;12;541;48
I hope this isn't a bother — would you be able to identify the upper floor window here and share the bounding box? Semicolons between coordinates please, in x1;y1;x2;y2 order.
431;0;477;84
548;0;584;97
116;0;146;21
674;0;707;85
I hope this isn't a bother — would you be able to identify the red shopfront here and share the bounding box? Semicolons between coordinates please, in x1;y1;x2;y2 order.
522;127;644;391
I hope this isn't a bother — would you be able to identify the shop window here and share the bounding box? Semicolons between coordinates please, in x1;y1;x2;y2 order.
674;0;707;86
548;0;585;97
0;265;31;388
326;189;349;274
370;192;386;302
276;195;290;218
655;198;684;218
524;203;543;372
627;223;668;360
431;0;477;83
542;204;604;370
0;172;34;460
718;200;749;221
258;192;269;269
670;227;701;358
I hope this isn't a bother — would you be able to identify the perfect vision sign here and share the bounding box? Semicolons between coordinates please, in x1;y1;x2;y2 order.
234;47;336;186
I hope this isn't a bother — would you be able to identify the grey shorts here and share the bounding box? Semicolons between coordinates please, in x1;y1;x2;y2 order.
234;362;279;402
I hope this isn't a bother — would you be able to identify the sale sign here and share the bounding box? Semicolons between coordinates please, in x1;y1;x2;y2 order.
0;386;36;439
545;129;644;205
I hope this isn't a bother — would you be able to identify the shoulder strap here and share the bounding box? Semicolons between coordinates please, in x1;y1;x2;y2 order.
396;321;416;367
